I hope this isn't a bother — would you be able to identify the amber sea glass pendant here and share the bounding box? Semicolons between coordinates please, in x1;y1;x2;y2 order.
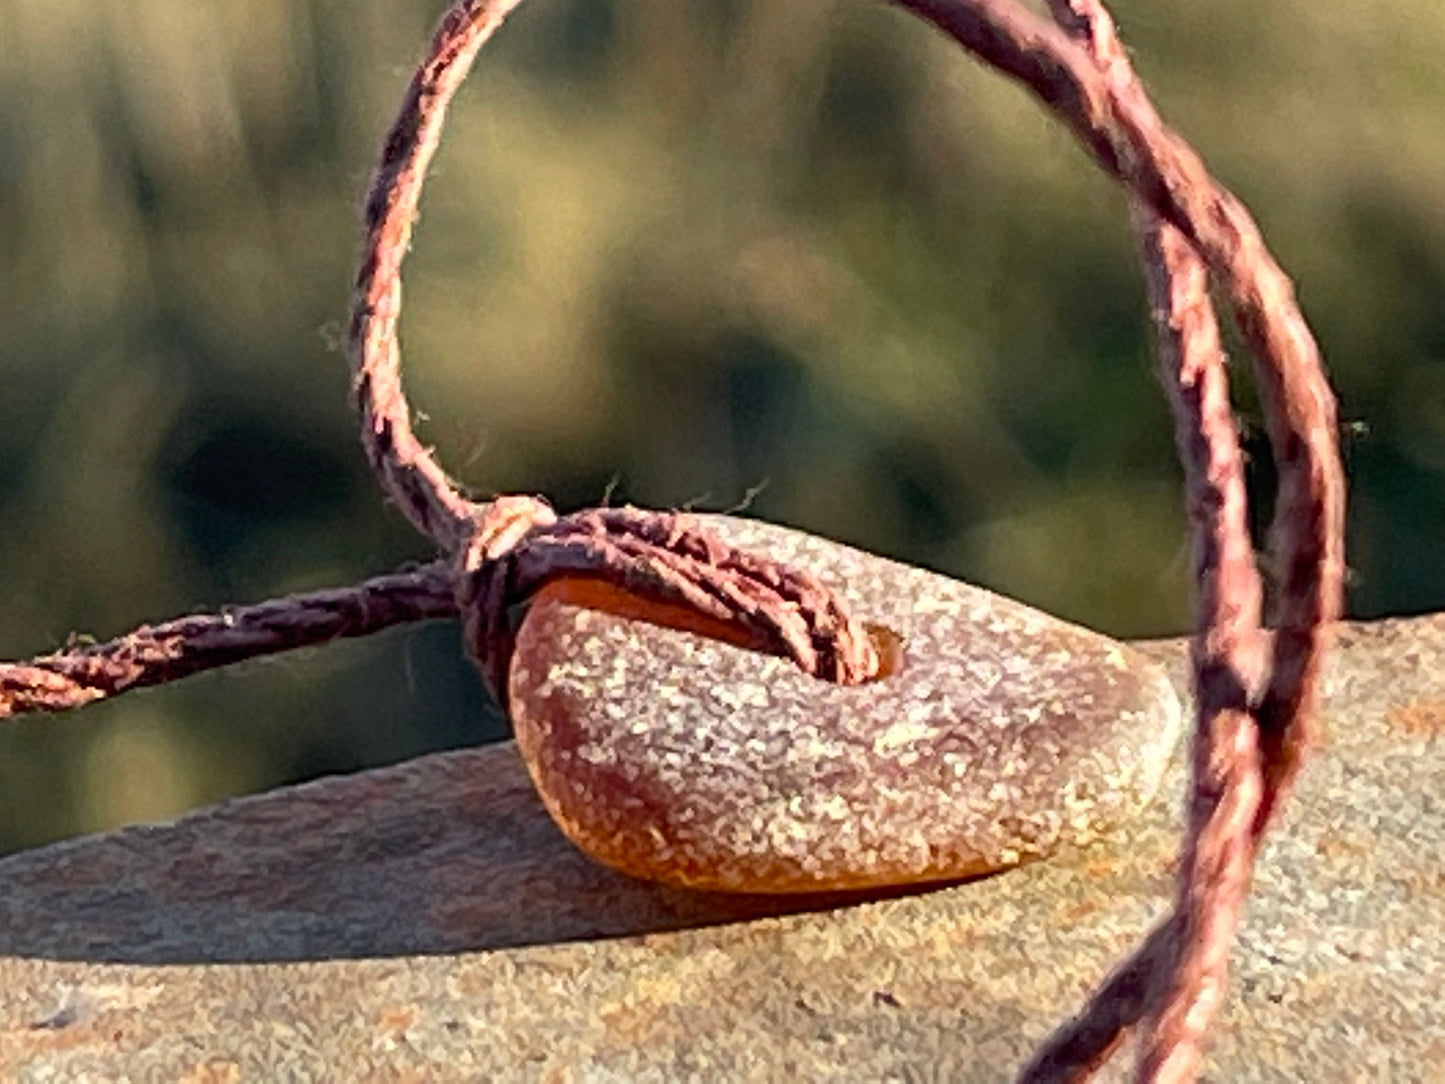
508;516;1181;894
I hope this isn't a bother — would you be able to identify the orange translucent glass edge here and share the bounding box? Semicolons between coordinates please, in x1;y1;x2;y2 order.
526;577;904;680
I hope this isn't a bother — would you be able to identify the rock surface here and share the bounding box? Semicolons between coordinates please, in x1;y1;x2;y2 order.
510;515;1181;892
1;613;1442;1080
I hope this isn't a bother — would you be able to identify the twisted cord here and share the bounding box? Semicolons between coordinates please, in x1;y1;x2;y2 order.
343;0;880;695
0;498;883;718
459;504;881;702
348;0;526;553
883;2;1345;724
0;564;457;719
992;1;1339;1080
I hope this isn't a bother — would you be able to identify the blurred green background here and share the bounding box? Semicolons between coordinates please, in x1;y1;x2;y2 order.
2;0;1442;856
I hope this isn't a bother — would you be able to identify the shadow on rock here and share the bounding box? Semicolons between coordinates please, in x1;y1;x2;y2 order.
0;744;965;965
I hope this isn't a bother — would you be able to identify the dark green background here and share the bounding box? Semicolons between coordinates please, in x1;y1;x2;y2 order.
2;0;1442;854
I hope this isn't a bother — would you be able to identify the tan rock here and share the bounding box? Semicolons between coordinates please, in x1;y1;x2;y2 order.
0;616;1440;1080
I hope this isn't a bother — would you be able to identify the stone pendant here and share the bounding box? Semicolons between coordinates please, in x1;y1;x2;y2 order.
508;515;1181;894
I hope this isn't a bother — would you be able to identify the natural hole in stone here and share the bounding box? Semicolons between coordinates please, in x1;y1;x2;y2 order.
524;577;904;683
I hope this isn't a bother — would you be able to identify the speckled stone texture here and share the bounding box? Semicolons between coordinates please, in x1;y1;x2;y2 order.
0;613;1441;1080
510;515;1181;891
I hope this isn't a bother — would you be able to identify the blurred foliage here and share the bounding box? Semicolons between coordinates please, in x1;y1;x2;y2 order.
1;0;1442;855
